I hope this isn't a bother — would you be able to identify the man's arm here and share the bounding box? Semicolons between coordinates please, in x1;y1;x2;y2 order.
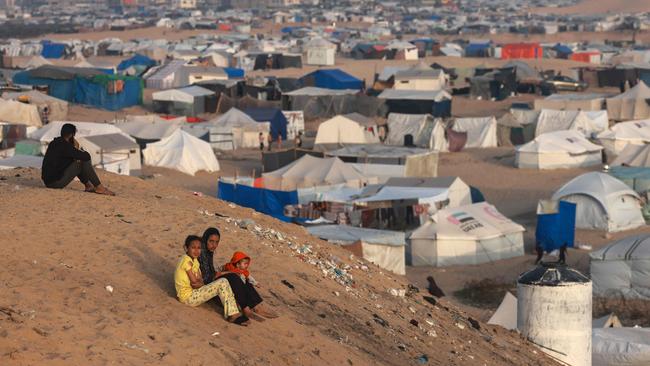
62;139;91;161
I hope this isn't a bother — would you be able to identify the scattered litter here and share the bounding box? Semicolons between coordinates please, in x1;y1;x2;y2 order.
408;306;416;314
122;342;149;354
281;280;295;290
211;331;220;336
333;291;339;297
32;327;48;337
423;296;437;306
425;319;434;327
409;319;419;327
105;285;114;293
373;313;388;327
228;203;235;208
416;355;429;364
388;288;406;297
397;344;406;351
427;330;437;338
468;317;480;330
577;243;592;250
192;191;204;197
456;322;465;330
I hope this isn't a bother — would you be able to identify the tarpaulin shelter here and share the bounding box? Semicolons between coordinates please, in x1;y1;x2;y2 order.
3;90;68;122
516;130;603;169
143;129;219;176
536;200;576;252
593;328;650;365
470;67;516;101
306;225;406;275
385;113;435;148
261;155;366;190
217;180;298;222
182;107;268;150
350;43;389;60
451;117;498;148
612;144;650;167
535;109;608;137
590;234;650;300
409;202;525;267
216;94;281;114
464;42;491;58
500;43;542;59
223;67;244;78
0;99;43;127
597;119;650;155
78;133;141;176
378;89;452;117
252;53;302;70
552;172;644;232
144;60;186;89
117;115;183;148
487;292;517;330
534;93;606;111
262;148;324;172
30;121;123;143
13;66;142;111
299;69;363;90
152;86;216;116
117;53;156;72
40;41;66;59
596;67;638;87
282;87;384;120
243;107;287;140
608;166;650;194
315;113;379;146
606;81;650;121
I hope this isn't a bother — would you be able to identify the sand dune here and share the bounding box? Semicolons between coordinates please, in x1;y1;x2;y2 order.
0;168;556;365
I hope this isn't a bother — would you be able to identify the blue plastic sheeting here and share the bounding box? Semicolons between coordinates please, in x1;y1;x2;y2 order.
470;186;485;203
465;44;491;57
243;107;288;140
13;73;75;101
640;70;650;89
223;67;245;78
553;44;573;56
302;69;363;90
41;42;65;59
217;181;298;222
74;77;142;111
536;201;576;252
609;166;650;193
432;99;452;117
117;54;156;71
281;27;295;33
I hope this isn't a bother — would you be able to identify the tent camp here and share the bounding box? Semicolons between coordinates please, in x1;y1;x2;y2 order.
534;93;606;111
515;130;603;170
607;82;650;121
2;90;68;122
409;202;525;266
552;172;645;232
142;129;219;176
535;109;608;137
182;107;269;150
597;119;650;155
244;107;288;140
590;234;650;300
304;38;336;66
612;144;650;167
385;113;435;148
314;113;379;146
78;133;141;176
144;60;187;89
261;155;366;190
593;328;650;366
450;117;498;148
306;225;406;275
30;121;123;144
299;69;363;90
116;115;183;147
151;86;217;116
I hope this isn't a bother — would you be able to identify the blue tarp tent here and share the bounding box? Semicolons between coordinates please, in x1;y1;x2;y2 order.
300;69;363;90
553;44;573;59
244;108;288;140
465;43;491;57
470;186;485;203
536;201;576;252
217;181;298;222
13;66;142;111
223;67;245;78
41;41;66;59
117;54;156;71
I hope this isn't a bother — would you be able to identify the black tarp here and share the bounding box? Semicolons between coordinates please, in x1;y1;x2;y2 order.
282;94;387;120
253;54;303;70
597;68;637;87
262;148;324;172
382;99;451;117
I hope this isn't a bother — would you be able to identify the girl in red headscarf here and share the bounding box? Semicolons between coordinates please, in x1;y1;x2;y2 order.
217;251;278;320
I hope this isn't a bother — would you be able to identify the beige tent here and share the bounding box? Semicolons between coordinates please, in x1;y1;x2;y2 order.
262;155;367;190
612;144;650;167
314;113;379;146
607;82;650;121
593;313;622;328
0;99;42;127
516;130;603;170
597;119;650;155
534;93;605;111
3;90;68;122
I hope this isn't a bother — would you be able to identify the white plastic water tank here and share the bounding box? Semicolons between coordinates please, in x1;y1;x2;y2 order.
517;264;592;366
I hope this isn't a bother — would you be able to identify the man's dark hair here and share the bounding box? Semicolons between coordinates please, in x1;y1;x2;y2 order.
184;235;202;249
60;123;77;139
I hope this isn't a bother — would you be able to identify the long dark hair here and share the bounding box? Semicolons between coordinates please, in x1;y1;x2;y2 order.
198;228;220;284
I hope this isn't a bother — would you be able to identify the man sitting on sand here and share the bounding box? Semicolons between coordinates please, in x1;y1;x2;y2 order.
41;123;115;196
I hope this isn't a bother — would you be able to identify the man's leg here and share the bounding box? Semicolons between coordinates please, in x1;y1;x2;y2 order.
78;160;102;187
46;162;82;189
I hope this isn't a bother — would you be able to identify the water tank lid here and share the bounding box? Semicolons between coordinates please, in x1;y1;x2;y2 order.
517;263;590;286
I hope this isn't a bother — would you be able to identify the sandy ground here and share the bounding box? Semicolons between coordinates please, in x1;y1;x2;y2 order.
532;0;650;14
0;168;558;366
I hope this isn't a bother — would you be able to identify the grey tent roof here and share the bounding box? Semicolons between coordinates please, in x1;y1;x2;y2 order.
384;176;458;188
378;89;451;101
342;112;375;126
146;60;186;81
28;65;105;80
306;225;405;246
503;60;540;81
178;85;215;97
326;144;431;158
82;133;139;151
394;63;442;80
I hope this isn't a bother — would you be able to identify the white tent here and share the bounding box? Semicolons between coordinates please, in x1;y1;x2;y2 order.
593;328;650;366
304;38;336;66
315;113;379;146
590;234;650;299
534;93;606;111
515;130;603;169
78;133;141;176
29;121;123;143
262;155;367;190
143;129;219;175
552;172;644;232
612;144;650;167
182;108;268;150
607;82;650;121
385;113;434;148
385;40;419;60
409;202;525;266
117;116;183;141
0;99;42;127
23;55;52;69
597;119;650;156
2;90;68;122
593;313;622;328
306;225;406;275
487;292;517;330
451;117;498;148
535;109;609;137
